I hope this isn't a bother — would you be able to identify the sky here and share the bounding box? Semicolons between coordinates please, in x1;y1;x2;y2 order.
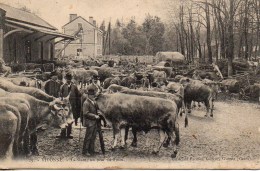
0;0;178;31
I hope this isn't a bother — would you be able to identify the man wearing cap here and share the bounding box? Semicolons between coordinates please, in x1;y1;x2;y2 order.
82;84;102;156
58;72;81;139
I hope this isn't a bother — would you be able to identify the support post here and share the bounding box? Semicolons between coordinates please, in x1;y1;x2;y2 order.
0;9;6;61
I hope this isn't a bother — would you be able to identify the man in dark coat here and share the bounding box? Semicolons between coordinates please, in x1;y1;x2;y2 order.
82;84;102;156
57;72;81;139
44;74;62;98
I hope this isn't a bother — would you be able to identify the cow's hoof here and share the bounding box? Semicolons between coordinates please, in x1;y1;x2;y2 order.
152;149;159;155
131;142;137;147
163;142;169;148
210;114;213;117
110;147;116;151
188;110;191;114
204;114;208;117
119;144;127;149
171;151;178;158
32;150;39;156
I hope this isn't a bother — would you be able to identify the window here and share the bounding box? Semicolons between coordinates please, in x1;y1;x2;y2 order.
77;48;82;56
78;23;82;29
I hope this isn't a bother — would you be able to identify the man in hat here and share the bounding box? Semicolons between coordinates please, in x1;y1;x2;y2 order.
57;72;81;139
82;84;104;156
44;72;62;98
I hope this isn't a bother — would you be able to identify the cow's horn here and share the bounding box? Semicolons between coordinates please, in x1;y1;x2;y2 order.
53;104;61;111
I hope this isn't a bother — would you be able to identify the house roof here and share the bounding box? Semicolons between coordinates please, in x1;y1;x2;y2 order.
0;3;57;30
62;16;103;33
6;19;74;39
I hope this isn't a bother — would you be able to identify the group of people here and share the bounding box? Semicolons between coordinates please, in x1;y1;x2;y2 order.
44;71;104;156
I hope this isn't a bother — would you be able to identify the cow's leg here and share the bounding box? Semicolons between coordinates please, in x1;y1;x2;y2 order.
163;131;171;148
171;121;180;158
124;125;129;143
23;129;31;156
204;100;210;117
111;124;120;150
152;129;166;154
131;127;138;147
30;132;39;155
209;96;214;117
186;100;192;114
120;127;127;149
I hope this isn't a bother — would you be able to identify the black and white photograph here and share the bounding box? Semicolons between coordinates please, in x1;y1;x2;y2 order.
0;0;259;169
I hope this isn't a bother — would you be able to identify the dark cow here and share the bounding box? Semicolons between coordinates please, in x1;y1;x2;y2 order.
103;76;121;89
121;75;136;88
94;93;180;158
0;103;20;160
179;77;214;117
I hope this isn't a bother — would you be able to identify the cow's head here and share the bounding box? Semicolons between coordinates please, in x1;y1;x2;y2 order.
48;98;71;129
179;77;191;88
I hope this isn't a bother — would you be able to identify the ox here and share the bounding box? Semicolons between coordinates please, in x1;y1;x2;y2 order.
179;77;214;117
71;69;98;86
0;89;71;156
0;78;54;102
93;93;180;158
0;103;20;160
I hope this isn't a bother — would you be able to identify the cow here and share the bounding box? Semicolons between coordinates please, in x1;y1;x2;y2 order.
103;76;121;89
107;84;128;93
106;85;187;148
0;78;54;102
0;103;21;160
93;92;180;158
179;77;214;117
121;75;137;88
0;96;30;157
153;70;167;86
0;89;71;156
70;69;98;85
5;77;43;89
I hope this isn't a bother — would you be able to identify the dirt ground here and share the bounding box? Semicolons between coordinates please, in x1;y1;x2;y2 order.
26;99;260;163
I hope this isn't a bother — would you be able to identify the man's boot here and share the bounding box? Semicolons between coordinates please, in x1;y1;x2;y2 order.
56;128;67;139
66;123;73;139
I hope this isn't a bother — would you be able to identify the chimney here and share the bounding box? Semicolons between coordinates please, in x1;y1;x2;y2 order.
89;16;93;24
69;14;77;21
93;20;96;27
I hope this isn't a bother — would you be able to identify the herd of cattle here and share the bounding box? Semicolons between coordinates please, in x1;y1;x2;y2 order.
0;62;257;160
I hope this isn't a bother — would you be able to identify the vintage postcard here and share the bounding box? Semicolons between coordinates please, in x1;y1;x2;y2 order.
0;0;259;169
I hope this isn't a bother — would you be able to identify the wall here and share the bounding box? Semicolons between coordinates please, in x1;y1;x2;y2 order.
3;30;54;64
63;17;103;58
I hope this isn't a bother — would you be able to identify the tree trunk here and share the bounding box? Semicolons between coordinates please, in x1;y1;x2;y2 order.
205;0;213;64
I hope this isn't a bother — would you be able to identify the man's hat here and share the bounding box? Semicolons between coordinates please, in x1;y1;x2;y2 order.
65;72;73;80
92;75;99;80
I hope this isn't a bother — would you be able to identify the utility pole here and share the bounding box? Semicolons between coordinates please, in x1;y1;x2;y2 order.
108;21;111;55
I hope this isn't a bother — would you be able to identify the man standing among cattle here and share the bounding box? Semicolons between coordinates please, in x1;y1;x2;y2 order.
82;84;105;156
57;72;81;139
44;73;62;98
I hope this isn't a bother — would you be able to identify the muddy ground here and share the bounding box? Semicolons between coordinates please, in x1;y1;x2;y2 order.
26;99;260;163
